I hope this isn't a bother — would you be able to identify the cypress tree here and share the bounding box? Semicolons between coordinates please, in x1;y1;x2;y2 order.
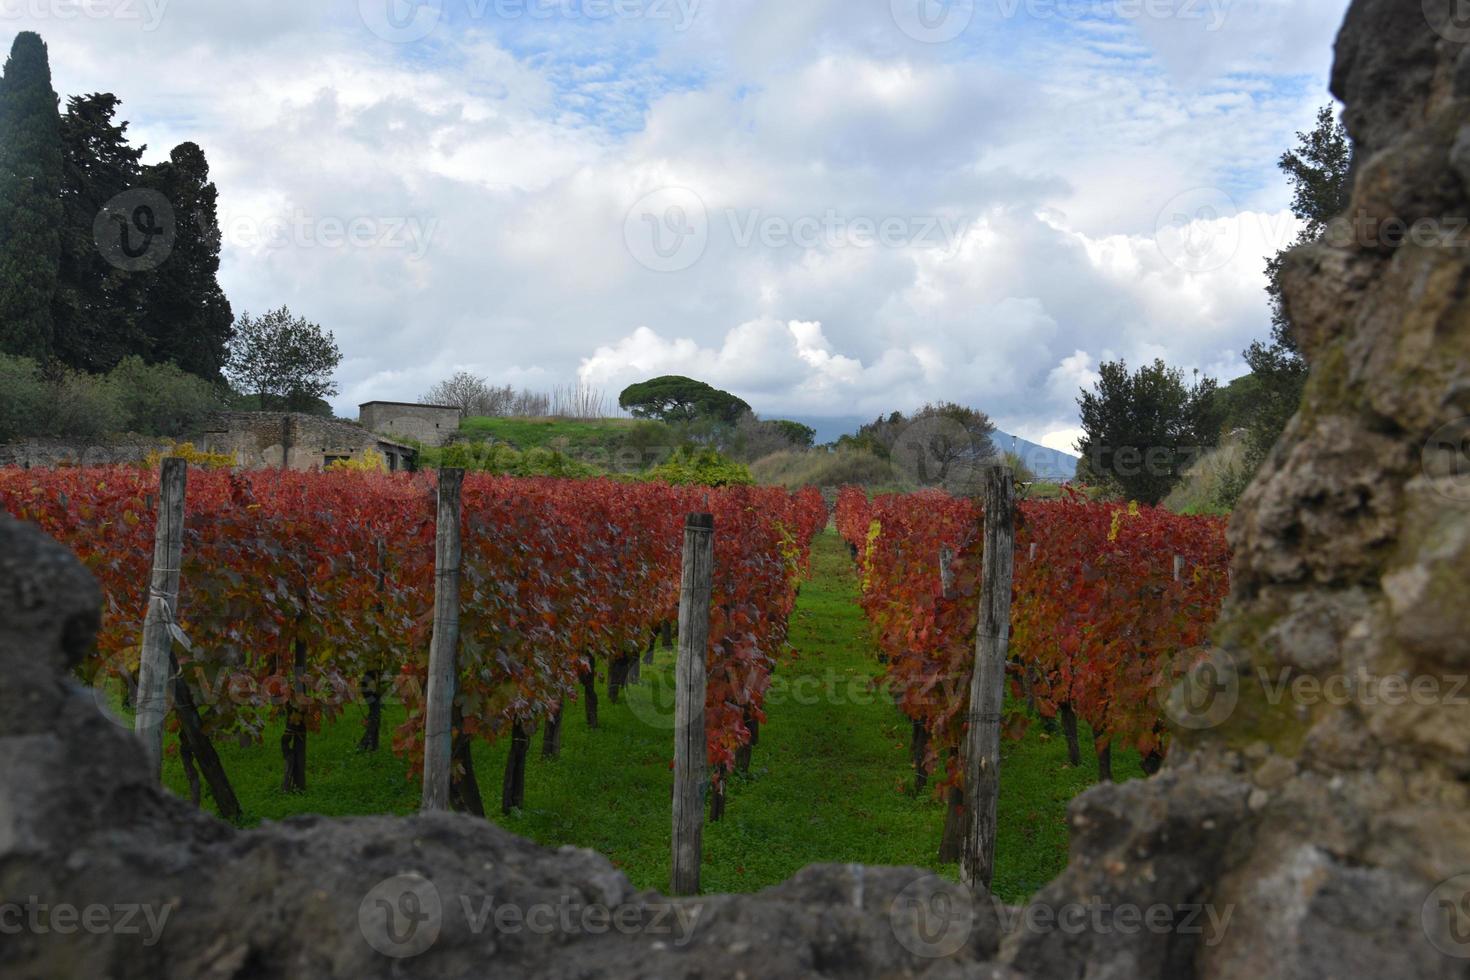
141;142;233;380
0;32;63;360
54;92;149;372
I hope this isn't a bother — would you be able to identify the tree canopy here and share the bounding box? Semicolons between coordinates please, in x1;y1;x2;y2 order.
618;376;751;424
1077;359;1221;506
0;32;63;360
1229;105;1352;505
225;307;341;412
0;33;234;381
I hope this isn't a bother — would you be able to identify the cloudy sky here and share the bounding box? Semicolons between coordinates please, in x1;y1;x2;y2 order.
8;0;1353;451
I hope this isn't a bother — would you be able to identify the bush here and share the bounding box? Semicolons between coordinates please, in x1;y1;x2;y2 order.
48;368;127;442
326;448;388;473
749;448;897;490
0;355;49;442
108;357;227;437
645;447;753;487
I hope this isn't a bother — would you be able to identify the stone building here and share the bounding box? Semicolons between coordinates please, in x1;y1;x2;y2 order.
199;412;418;472
358;401;462;447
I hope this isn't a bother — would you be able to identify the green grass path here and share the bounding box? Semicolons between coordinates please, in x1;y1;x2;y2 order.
162;528;1139;902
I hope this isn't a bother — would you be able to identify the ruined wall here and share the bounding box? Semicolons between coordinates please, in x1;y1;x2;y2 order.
0;437;168;469
1;2;1467;978
359;401;461;448
199;412;417;472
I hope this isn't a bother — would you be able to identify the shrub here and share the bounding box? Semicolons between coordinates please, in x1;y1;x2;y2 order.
0;355;49;442
645;447;753;487
749;448;896;490
327;448;388;473
144;442;238;471
48;368;127;442
107;357;227;437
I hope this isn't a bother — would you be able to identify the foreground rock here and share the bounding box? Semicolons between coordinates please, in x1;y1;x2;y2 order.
3;1;1470;976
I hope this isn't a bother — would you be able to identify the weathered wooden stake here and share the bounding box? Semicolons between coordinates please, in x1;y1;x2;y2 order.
672;513;714;896
135;457;187;781
421;468;464;812
940;545;955;598
962;465;1015;893
1174;554;1186;583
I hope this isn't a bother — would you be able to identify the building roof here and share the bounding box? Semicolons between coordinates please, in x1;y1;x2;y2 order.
359;401;461;413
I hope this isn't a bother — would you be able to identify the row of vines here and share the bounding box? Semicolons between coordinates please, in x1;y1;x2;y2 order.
0;467;827;817
835;485;1230;805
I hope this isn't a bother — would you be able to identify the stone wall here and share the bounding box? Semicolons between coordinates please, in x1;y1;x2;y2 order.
359;401;461;447
199;412;417;472
0;436;168;469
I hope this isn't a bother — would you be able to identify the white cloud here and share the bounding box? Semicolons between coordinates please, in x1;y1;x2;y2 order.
3;0;1353;430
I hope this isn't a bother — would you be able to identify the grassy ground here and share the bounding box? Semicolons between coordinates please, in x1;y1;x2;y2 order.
458;416;643;450
156;529;1139;903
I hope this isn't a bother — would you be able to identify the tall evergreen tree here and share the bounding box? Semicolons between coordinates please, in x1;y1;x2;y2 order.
1246;107;1351;448
53;92;149;373
0;32;63;360
140;142;233;380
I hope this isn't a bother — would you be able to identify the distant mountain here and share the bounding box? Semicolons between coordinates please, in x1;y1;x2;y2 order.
991;430;1080;481
785;416;1080;481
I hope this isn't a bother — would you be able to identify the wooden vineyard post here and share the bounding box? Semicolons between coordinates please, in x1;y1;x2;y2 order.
962;465;1015;893
914;546;956;795
135;457;187;781
421;468;465;812
1174;554;1186;583
672;513;714;896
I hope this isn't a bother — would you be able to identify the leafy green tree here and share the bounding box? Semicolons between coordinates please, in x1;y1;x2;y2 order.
618;376;751;424
53;92;149;373
225;307;341;412
1076;359;1221;506
105;355;226;437
0;32;63;359
770;420;816;448
843;403;997;466
140;142;233;380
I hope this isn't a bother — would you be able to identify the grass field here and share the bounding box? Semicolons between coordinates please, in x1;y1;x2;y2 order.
154;529;1140;904
458;416;643;450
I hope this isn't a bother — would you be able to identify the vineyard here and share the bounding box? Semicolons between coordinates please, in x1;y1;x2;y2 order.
0;467;826;822
835;485;1231;817
0;463;1234;897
